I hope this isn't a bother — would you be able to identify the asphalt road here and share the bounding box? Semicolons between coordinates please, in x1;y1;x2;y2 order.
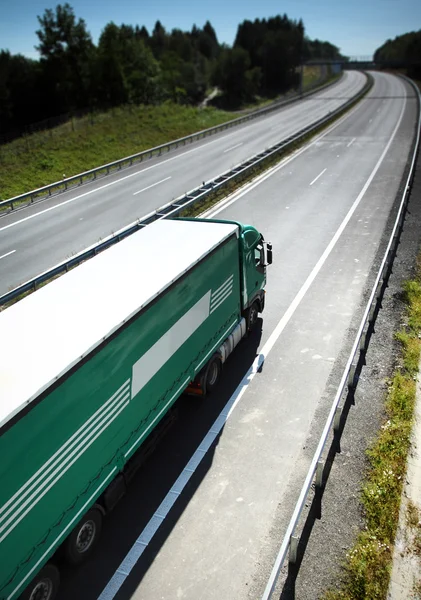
53;71;418;600
0;72;366;295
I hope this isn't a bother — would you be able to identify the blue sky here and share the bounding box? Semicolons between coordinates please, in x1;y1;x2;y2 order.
1;0;420;60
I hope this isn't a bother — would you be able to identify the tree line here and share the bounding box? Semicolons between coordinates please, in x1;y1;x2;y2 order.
0;4;346;138
374;30;421;78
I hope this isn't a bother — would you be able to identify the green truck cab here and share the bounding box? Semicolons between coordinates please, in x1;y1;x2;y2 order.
0;218;271;600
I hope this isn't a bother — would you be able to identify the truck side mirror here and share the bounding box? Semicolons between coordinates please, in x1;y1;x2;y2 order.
266;243;273;265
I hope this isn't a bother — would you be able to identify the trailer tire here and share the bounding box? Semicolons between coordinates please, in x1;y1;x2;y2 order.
20;563;60;600
246;302;259;333
63;508;102;565
202;355;222;395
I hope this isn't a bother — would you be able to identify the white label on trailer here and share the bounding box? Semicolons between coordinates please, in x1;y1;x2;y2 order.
131;291;211;399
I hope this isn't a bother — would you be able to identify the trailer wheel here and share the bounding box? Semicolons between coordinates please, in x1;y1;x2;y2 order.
20;564;60;600
246;302;259;333
202;355;222;395
63;508;102;565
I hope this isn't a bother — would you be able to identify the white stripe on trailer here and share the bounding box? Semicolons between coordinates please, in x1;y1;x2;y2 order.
210;290;233;314
211;281;233;305
0;380;130;522
0;390;130;543
212;274;234;297
7;467;118;600
131;291;211;399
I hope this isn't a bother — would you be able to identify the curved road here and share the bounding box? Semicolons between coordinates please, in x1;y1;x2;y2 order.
53;71;418;600
0;72;366;295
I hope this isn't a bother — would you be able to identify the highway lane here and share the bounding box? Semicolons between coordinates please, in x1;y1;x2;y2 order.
0;71;366;295
55;72;418;600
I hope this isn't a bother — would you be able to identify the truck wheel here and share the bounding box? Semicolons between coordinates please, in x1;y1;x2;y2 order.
63;508;102;565
20;564;60;600
246;302;259;333
203;356;222;395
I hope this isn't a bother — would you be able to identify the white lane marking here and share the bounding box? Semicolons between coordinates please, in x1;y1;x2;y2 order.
98;90;407;600
223;142;243;153
133;176;171;196
0;78;365;235
98;79;406;600
347;137;356;148
309;168;327;186
0;250;16;261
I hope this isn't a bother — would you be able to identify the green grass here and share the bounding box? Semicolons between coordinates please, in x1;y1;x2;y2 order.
0;103;235;200
323;275;421;599
302;65;323;89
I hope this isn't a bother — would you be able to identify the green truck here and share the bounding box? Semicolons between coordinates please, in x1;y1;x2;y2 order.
0;217;272;600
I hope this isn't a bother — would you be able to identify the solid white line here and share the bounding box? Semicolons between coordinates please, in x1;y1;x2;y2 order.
0;250;16;260
223;142;243;153
98;84;406;600
347;137;356;148
133;176;171;196
309;167;327;186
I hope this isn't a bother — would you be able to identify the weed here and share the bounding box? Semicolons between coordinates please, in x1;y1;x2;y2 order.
323;270;421;599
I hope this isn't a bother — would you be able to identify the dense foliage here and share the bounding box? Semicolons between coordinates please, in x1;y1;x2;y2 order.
0;4;345;138
374;30;421;79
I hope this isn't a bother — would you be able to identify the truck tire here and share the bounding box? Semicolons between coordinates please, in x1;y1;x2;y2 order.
202;355;222;395
246;302;259;333
63;508;102;565
20;564;60;600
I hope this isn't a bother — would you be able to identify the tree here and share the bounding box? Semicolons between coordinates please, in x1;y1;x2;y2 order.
234;16;303;95
36;3;95;111
97;22;161;106
213;47;260;106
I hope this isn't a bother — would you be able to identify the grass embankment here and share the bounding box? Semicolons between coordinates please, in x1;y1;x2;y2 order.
302;65;324;89
0;103;234;200
324;270;421;599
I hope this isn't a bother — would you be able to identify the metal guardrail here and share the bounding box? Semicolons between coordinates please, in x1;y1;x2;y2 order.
0;74;372;308
0;76;343;213
262;75;421;600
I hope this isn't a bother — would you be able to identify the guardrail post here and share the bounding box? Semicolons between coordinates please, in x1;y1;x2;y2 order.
315;460;324;488
348;363;357;391
289;535;299;564
334;406;342;432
